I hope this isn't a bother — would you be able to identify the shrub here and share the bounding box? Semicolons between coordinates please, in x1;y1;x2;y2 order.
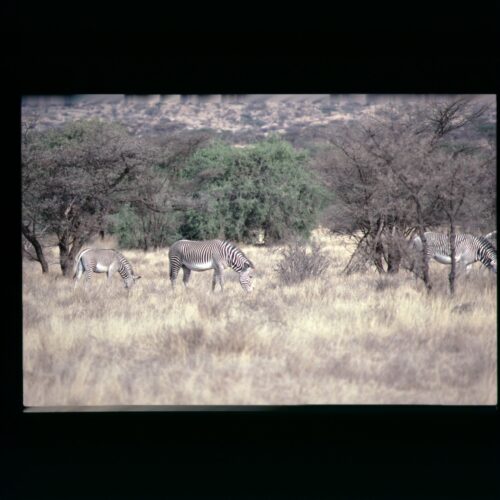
274;239;330;285
179;137;327;243
109;203;181;250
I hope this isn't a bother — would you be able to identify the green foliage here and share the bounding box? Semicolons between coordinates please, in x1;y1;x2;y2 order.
179;137;326;242
108;204;143;249
475;121;496;144
109;203;182;250
34;119;129;152
22;119;160;273
23;119;152;233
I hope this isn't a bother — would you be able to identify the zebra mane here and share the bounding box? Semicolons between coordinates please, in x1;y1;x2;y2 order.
222;240;254;268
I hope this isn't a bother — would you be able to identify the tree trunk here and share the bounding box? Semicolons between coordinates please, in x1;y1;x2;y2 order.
21;224;49;273
448;220;457;295
418;231;432;292
372;217;385;273
343;232;369;275
59;234;85;277
415;200;432;293
387;244;401;274
387;224;401;274
141;215;149;251
374;240;385;273
58;240;72;277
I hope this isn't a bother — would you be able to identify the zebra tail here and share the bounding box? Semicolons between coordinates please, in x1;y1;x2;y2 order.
73;248;91;277
72;258;82;279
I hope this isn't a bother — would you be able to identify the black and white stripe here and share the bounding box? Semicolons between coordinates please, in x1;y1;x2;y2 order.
412;232;497;274
168;239;255;292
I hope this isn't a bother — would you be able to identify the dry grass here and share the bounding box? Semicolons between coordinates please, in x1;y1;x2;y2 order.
23;230;497;407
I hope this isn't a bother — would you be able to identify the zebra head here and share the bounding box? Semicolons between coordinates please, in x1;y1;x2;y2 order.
124;274;142;289
239;261;255;293
486;240;497;274
489;259;497;274
482;255;497;273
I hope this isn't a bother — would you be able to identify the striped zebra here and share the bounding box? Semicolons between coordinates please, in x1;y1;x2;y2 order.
411;232;497;274
73;248;141;289
168;239;255;292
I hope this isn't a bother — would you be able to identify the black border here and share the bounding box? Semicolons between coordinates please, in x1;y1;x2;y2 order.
5;12;499;499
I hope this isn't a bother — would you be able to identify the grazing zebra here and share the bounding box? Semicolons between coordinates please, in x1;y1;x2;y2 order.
73;248;141;289
411;232;497;274
168;239;255;292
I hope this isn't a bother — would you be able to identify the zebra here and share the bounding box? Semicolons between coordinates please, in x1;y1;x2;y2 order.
168;239;255;293
73;248;141;289
411;232;497;275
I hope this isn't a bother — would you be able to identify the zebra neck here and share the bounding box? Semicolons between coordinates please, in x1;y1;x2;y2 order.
222;242;245;271
120;261;133;273
228;260;244;272
226;255;248;272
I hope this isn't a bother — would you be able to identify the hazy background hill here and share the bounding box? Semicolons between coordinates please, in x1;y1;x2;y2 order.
23;94;496;146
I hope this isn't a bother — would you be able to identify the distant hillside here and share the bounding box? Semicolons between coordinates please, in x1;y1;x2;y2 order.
22;94;496;144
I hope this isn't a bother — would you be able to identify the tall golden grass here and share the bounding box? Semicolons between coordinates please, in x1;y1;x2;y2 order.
23;230;497;406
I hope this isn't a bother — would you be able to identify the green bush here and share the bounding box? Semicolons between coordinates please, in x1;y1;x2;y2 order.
179;137;326;243
109;204;142;248
109;203;182;250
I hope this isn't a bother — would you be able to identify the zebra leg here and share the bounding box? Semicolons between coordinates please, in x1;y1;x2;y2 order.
107;262;117;286
170;263;180;290
217;267;225;292
73;260;83;290
212;267;224;292
84;268;93;288
462;261;475;276
182;266;191;287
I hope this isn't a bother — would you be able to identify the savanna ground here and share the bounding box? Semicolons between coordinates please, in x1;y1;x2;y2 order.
23;230;497;407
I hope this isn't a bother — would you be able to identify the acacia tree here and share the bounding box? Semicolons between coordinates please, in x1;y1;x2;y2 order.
110;130;213;250
21;221;49;273
430;146;496;294
414;98;494;294
314;96;494;293
22;120;160;276
110;174;185;251
314;111;423;276
21;118;51;273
